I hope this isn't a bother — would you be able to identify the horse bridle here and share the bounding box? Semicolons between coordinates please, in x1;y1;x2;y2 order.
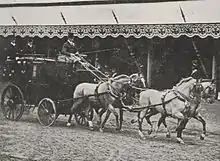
202;84;215;98
107;77;132;99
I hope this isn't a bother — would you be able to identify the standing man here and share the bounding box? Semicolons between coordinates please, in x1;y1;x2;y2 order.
6;36;19;59
191;59;202;79
23;38;36;55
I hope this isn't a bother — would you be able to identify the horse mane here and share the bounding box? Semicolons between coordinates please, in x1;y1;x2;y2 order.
176;77;193;87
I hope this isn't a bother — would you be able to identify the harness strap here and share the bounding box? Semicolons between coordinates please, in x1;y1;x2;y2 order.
107;81;124;99
94;82;102;96
94;82;106;105
161;90;172;115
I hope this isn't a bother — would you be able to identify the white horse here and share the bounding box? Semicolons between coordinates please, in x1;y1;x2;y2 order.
131;79;216;143
134;77;203;144
69;74;132;131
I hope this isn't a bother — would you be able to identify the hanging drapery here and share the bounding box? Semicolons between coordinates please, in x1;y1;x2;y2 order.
0;23;220;39
0;0;219;38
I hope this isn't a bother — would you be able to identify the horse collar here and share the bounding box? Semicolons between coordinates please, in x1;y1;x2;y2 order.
172;90;190;102
107;83;121;99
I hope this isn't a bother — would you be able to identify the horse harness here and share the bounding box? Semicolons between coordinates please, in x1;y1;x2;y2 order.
202;84;215;98
161;89;191;116
94;79;129;105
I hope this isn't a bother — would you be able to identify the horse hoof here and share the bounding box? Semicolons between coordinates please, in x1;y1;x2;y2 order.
141;136;146;140
99;128;104;133
148;129;153;135
177;138;184;144
89;127;94;131
166;133;171;138
116;127;121;132
200;134;205;140
66;123;71;127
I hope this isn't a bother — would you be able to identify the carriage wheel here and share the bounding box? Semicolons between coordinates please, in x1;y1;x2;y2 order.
37;98;58;126
1;84;24;121
75;109;94;126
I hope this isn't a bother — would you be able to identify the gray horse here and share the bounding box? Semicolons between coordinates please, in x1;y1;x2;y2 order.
131;79;216;143
70;74;132;131
133;77;203;144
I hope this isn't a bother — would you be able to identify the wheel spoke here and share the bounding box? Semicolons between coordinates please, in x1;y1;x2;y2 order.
5;107;10;119
37;98;56;126
5;91;12;99
8;87;13;97
10;106;14;120
1;85;24;121
8;108;12;119
15;104;22;118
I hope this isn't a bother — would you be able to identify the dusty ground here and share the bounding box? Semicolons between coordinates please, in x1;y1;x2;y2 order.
0;82;220;161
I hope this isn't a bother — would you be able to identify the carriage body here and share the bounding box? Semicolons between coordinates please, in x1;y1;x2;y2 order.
1;55;96;126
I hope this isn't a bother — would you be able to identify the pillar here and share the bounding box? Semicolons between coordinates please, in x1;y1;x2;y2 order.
212;55;216;80
146;48;152;87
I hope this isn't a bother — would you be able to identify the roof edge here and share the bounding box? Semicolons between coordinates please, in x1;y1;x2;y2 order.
0;0;199;8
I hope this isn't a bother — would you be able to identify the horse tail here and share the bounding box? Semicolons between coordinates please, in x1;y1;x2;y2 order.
73;84;85;98
131;96;151;124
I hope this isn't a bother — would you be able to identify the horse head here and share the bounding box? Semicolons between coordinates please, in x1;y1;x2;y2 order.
201;80;216;104
108;74;132;98
174;77;203;103
130;73;146;88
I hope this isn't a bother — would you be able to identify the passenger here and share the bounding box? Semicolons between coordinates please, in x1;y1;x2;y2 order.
23;38;36;55
6;36;19;59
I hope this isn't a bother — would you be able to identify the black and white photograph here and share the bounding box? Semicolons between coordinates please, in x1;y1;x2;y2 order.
0;0;219;160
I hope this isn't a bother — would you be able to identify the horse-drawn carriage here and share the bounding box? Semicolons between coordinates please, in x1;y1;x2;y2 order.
1;54;97;126
1;52;216;144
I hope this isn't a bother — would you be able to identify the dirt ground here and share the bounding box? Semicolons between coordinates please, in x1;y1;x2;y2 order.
0;83;220;161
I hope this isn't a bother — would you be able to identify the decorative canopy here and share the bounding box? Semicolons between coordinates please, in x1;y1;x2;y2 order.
0;0;220;39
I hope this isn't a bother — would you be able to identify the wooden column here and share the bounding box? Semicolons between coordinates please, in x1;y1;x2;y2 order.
146;48;152;87
212;55;216;80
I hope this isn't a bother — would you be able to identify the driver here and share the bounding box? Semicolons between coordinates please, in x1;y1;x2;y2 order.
191;59;202;79
59;32;80;63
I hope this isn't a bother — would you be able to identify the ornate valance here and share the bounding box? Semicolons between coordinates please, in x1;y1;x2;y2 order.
0;23;220;39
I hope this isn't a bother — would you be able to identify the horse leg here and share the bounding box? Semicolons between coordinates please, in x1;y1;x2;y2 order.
145;109;159;135
118;108;123;131
95;108;106;125
68;97;86;127
174;112;186;144
100;104;120;132
85;105;94;131
177;118;189;143
162;117;171;138
145;115;155;135
193;113;206;140
99;110;111;133
138;109;148;140
67;114;73;127
153;115;170;138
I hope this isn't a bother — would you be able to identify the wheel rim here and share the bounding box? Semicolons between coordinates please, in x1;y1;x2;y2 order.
75;113;87;126
37;98;57;126
1;85;24;121
75;109;94;127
